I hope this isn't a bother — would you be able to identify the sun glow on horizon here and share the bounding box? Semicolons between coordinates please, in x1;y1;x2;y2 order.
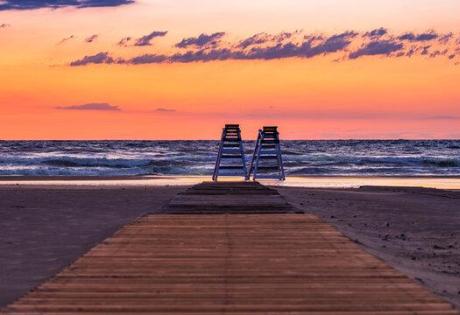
0;0;459;139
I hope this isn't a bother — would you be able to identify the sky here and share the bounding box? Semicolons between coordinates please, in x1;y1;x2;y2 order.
0;0;460;140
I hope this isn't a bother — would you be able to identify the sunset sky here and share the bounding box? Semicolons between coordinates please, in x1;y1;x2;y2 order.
0;0;459;140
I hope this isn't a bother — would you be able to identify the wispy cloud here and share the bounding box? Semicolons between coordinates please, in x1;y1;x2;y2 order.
349;40;403;59
129;54;168;64
69;28;460;66
56;102;120;111
117;37;131;47
85;34;98;43
363;27;388;38
0;0;135;10
70;52;114;66
134;31;167;47
237;32;295;49
176;32;225;49
398;31;439;42
58;35;75;45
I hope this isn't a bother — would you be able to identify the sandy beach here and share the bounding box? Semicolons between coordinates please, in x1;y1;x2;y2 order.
0;180;459;309
0;185;185;307
278;186;460;308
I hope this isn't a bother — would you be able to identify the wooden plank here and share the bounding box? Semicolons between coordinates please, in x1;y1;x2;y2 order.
1;182;458;314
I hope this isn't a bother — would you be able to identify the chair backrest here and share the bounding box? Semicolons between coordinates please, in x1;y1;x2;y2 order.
225;124;240;129
223;124;241;140
262;126;278;133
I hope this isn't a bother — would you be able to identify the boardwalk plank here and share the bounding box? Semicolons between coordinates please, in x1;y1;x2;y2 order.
2;182;458;314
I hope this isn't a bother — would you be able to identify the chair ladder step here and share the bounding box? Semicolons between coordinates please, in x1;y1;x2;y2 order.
248;126;285;181
213;124;248;181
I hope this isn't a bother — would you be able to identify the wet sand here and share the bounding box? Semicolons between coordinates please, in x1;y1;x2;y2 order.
1;182;459;309
1;175;460;190
278;186;460;308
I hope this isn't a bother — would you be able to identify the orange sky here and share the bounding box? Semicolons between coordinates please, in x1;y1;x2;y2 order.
0;0;459;139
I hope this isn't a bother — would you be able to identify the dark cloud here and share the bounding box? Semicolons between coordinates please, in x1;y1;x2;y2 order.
237;33;272;49
56;102;120;111
85;34;98;43
58;35;75;45
70;29;459;66
0;0;134;10
237;32;294;49
364;27;388;37
303;31;358;57
349;40;404;59
176;32;226;48
0;23;10;28
70;52;114;66
398;31;438;42
166;31;357;63
129;54;168;64
134;31;167;47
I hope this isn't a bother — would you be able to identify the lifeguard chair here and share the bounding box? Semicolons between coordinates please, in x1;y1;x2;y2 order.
248;126;285;180
212;124;248;181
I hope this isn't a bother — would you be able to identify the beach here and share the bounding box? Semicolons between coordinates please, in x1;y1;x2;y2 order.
0;178;459;309
0;184;184;307
279;186;460;308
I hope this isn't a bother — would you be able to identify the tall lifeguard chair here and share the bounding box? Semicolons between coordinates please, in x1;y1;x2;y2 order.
212;124;248;181
248;126;285;180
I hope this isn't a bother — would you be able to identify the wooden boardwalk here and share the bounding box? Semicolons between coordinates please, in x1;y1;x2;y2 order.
2;182;458;314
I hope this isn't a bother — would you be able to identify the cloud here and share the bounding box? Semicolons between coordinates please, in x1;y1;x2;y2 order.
70;52;114;66
154;108;176;113
237;33;272;49
176;32;225;48
56;102;120;111
69;28;459;66
364;27;388;38
0;23;10;28
85;34;98;43
349;40;404;59
161;31;356;63
438;33;453;44
134;31;167;47
398;31;439;42
58;35;75;45
117;36;131;47
0;0;134;10
129;54;168;64
237;31;298;49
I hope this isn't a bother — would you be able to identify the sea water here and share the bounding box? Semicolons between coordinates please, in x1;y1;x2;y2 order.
0;140;459;177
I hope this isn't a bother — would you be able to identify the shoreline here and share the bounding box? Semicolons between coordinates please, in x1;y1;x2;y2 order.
1;175;460;190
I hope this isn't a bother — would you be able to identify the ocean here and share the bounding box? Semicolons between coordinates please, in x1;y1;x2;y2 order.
0;140;459;177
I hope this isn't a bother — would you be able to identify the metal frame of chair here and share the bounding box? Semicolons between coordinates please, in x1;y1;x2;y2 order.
212;124;248;181
248;126;285;181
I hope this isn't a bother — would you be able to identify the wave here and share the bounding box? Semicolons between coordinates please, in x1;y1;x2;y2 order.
1;140;459;176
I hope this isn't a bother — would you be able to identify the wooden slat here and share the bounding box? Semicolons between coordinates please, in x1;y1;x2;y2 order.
1;182;458;314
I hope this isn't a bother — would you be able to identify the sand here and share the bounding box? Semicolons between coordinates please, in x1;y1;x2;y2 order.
0;182;459;309
0;185;185;307
278;186;460;308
